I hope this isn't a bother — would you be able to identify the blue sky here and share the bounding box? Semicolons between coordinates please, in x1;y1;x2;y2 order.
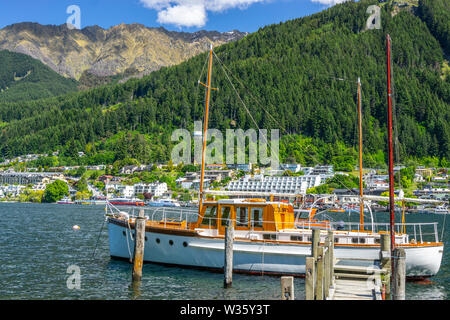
0;0;347;33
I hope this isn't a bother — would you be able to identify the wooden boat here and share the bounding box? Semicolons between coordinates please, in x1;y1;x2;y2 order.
106;198;443;278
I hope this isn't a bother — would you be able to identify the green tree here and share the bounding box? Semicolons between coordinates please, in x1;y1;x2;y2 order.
43;180;69;203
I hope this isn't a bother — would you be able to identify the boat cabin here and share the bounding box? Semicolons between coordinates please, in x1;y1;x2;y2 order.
195;199;295;235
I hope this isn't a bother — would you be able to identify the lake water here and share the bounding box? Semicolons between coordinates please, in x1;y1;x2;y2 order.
0;202;448;300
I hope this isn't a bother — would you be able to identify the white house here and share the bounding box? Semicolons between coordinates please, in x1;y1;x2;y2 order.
134;182;168;197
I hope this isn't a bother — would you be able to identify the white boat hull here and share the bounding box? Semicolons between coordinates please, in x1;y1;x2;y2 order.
107;221;443;278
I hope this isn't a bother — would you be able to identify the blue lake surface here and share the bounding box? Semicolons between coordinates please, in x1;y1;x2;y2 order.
0;202;448;300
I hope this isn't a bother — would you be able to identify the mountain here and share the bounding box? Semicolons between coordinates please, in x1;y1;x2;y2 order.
0;0;448;168
0;50;78;102
0;22;247;82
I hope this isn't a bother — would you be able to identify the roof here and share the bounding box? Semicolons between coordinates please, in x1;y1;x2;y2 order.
203;198;291;206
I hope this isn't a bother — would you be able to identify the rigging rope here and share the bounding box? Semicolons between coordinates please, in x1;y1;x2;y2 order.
92;210;106;259
211;50;281;166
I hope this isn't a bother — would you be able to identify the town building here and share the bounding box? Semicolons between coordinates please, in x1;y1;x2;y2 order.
279;164;302;173
226;175;323;194
0;172;66;185
226;163;253;172
206;164;227;170
365;174;389;191
416;168;433;177
134;182;168;197
203;170;234;182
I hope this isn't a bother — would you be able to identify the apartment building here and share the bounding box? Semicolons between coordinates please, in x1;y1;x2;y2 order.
226;175;323;194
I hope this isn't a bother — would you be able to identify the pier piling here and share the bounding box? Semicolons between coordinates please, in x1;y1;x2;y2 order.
314;246;325;300
305;257;315;300
281;276;294;300
392;248;406;300
312;229;320;259
132;209;146;282
224;220;234;288
380;234;391;299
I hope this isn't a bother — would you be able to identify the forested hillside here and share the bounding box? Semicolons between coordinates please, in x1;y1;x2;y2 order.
418;0;450;54
0;0;448;168
0;50;78;102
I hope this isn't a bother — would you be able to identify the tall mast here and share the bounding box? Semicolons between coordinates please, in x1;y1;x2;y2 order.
198;44;214;215
357;77;364;231
386;34;396;253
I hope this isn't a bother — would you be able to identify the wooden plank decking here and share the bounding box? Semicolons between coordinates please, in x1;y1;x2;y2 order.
329;264;384;300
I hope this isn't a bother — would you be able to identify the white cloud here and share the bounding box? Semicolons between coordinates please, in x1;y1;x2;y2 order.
310;0;350;6
140;0;267;28
157;4;206;27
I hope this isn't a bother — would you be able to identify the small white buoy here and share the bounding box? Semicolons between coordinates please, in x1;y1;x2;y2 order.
72;225;80;230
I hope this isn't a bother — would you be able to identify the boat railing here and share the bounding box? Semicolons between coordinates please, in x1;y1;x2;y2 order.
126;207;287;231
329;221;440;243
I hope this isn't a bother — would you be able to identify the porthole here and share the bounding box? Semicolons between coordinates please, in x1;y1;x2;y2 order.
145;236;148;242
156;238;160;244
122;231;126;236
169;240;174;246
183;242;188;247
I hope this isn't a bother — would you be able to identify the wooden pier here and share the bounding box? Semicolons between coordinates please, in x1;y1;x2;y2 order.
332;264;385;300
304;231;405;300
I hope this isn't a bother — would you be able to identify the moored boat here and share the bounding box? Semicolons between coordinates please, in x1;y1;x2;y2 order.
57;197;74;204
147;198;181;207
106;199;443;278
109;198;145;206
432;205;449;214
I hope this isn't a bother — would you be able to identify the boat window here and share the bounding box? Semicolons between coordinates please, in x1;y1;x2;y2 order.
291;235;302;241
297;211;310;220
251;207;263;228
221;206;231;227
236;207;248;227
263;234;277;240
201;206;217;227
